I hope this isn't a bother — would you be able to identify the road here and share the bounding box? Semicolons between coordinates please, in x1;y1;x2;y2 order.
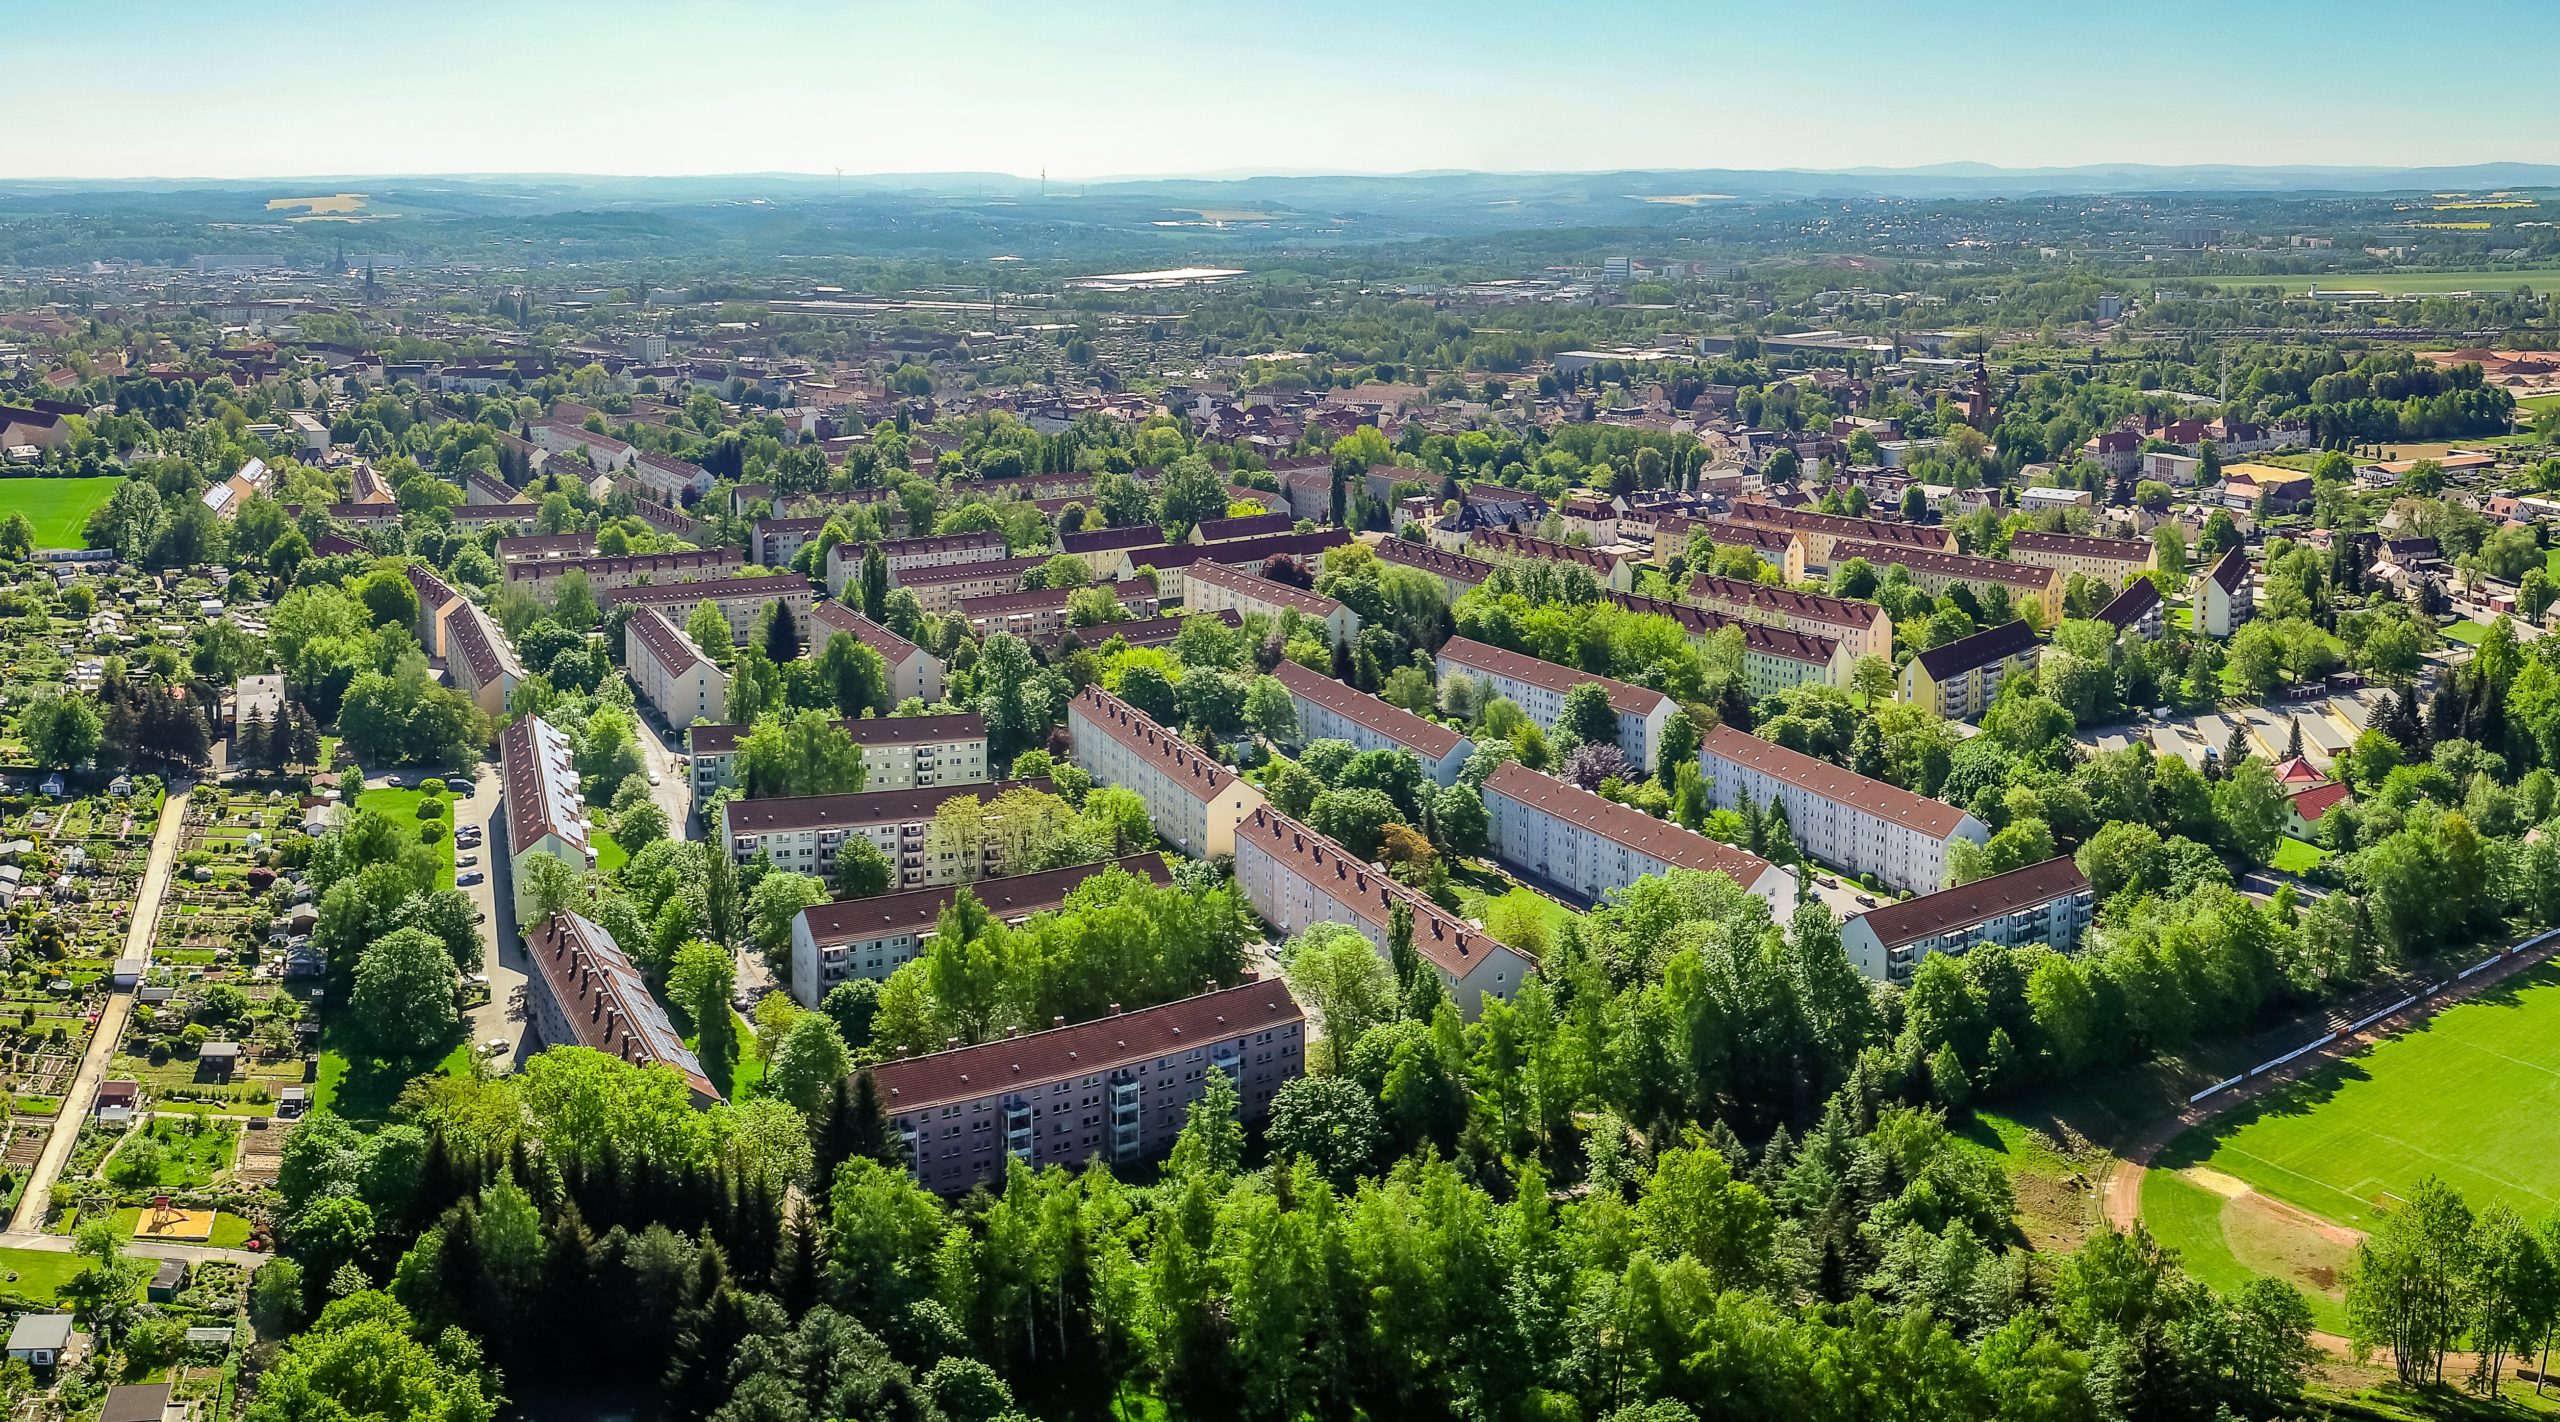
429;768;529;1065
4;787;189;1236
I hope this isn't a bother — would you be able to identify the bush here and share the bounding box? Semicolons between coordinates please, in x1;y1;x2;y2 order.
420;822;444;845
419;779;447;797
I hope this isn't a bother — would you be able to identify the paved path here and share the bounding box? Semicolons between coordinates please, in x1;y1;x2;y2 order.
2098;927;2560;1361
0;1227;266;1270
6;787;190;1235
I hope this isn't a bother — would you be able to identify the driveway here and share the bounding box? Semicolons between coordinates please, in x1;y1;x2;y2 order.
6;786;190;1235
424;769;528;1068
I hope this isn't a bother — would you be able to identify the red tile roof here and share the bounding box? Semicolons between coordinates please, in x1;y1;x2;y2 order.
1435;636;1673;720
1481;762;1780;886
796;854;1171;948
1848;856;2088;951
724;777;1052;837
1270;659;1463;759
1234;806;1514;977
1687;572;1886;633
687;711;984;757
869;979;1302;1115
1700;723;1970;839
1184;562;1344;619
1068;686;1243;803
1829;539;2060;592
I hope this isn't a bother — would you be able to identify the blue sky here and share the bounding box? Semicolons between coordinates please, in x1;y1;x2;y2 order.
4;0;2543;180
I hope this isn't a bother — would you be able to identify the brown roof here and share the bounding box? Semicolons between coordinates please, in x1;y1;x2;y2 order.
500;716;588;856
1036;609;1241;656
1607;590;1838;667
1068;687;1243;803
1193;512;1296;542
1134;529;1352;574
724;777;1053;837
1270;659;1463;759
2208;545;2251;594
1698;519;1796;555
869;979;1302;1115
528;912;716;1100
892;554;1050;588
1700;723;1971;839
495;533;595;563
1728;502;1948;550
599;574;810;612
1234;806;1515;977
447;601;521;686
1849;856;2089;951
2094;577;2162;628
1482;762;1781;887
405;561;460;611
809;600;926;665
1183;562;1343;618
1687;572;1885;633
688;712;985;757
1829;539;2060;592
1060;524;1169;557
1374;538;1493;588
1435;637;1673;720
867;530;1012;561
796;854;1171;948
628;606;712;675
1471;528;1625;572
506;548;741;585
2007;529;2151;564
1910;618;2038;682
961;579;1156;619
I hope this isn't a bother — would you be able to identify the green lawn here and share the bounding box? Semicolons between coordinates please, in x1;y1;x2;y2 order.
2149;959;2560;1241
315;1028;474;1122
592;827;627;877
0;1246;115;1306
2442;619;2492;646
1;475;124;550
96;1206;255;1249
356;787;457;890
103;1116;238;1189
2205;269;2560;296
2142;1165;2352;1334
2269;838;2327;874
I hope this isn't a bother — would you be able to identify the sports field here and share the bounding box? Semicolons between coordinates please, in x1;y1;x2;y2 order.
2205;269;2560;296
2144;960;2560;1319
1;475;122;549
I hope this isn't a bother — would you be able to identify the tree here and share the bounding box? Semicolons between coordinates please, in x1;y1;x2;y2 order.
737;710;865;800
1244;675;1298;743
766;1012;852;1114
1280;923;1397;1071
20;694;102;768
2347;1174;2475;1385
750;871;831;969
1559;682;1619;748
1654;708;1700;777
2212;755;2290;863
860;547;890;619
1431;782;1488;857
820;979;881;1051
1265;1076;1383;1186
1307;787;1402;860
351;927;460;1060
0;510;33;559
685;599;733;661
241;1291;498;1422
520;851;589;923
834;837;893;898
669;941;738;1083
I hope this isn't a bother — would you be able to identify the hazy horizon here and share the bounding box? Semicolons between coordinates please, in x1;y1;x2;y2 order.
7;0;2552;182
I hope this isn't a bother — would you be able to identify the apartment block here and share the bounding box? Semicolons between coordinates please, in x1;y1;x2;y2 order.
884;555;1052;615
687;712;988;796
787;854;1171;1007
1825;539;2064;623
809;601;945;704
872;980;1304;1195
600;575;815;644
1899;619;2039;722
1269;659;1472;785
1607;590;1853;697
2194;546;2253;638
1724;502;1954;578
1839;856;2093;983
719;777;1054;889
1685;572;1893;662
2005;529;2154;586
502;547;742;597
1698;724;1987;895
1231;806;1533;1018
754;516;829;568
823;530;1013;598
447;600;523;717
1065;687;1266;859
1374;538;1493;601
626;606;727;727
1467;529;1636;592
500;715;594;923
526;911;719;1104
1181;562;1360;642
1432;636;1676;772
961;579;1162;639
1479;762;1796;914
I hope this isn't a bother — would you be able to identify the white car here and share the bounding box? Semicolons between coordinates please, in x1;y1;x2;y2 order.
648;769;662;786
482;1037;509;1057
455;854;477;868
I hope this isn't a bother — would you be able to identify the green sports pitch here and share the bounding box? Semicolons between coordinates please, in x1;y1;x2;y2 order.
1;475;124;549
2152;959;2560;1236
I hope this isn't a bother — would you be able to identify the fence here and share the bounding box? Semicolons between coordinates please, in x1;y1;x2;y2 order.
2184;926;2560;1107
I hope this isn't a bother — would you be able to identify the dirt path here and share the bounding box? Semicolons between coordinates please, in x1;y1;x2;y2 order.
2098;928;2560;1361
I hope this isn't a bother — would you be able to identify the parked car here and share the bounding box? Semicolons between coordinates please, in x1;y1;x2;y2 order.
457;870;485;886
456;854;477;868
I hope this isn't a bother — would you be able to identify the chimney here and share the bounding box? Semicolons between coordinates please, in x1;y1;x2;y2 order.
1109;1002;1122;1016
1052;1015;1066;1029
895;1045;909;1058
947;1036;961;1050
1005;1026;1019;1039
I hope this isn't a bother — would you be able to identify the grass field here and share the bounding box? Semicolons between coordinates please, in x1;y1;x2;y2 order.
2;475;123;550
2442;620;2493;646
2270;838;2328;874
315;1030;474;1121
356;787;457;890
2205;270;2560;296
2145;961;2560;1312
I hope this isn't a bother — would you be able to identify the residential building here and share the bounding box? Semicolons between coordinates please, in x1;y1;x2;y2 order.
599;575;815;644
2220;463;2314;512
1136;530;1352;601
1181;563;1359;642
1698;724;1988;894
530;419;635;472
2094;577;2166;640
1034;609;1242;658
501;716;594;922
2006;529;2154;585
809;601;944;704
1374;538;1493;601
1686;573;1894;661
823;531;1012;598
627;607;727;728
719;778;1054;889
883;555;1051;614
525;911;720;1103
1839;857;2093;983
1062;524;1171;561
447;600;523;717
495;533;596;567
1479;763;1795;914
1189;512;1296;544
504;547;742;597
962;579;1162;639
872;980;1304;1195
1232;806;1532;1016
1724;502;1954;578
2082;429;2142;476
1468;529;1636;592
2194;546;2254;638
1066;687;1266;859
1899;619;2039;721
406;563;465;658
627;450;714;505
1270;659;1473;785
232;673;284;740
787;855;1169;1006
754;516;828;568
688;712;988;795
1433;637;1677;771
1826;539;2065;622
